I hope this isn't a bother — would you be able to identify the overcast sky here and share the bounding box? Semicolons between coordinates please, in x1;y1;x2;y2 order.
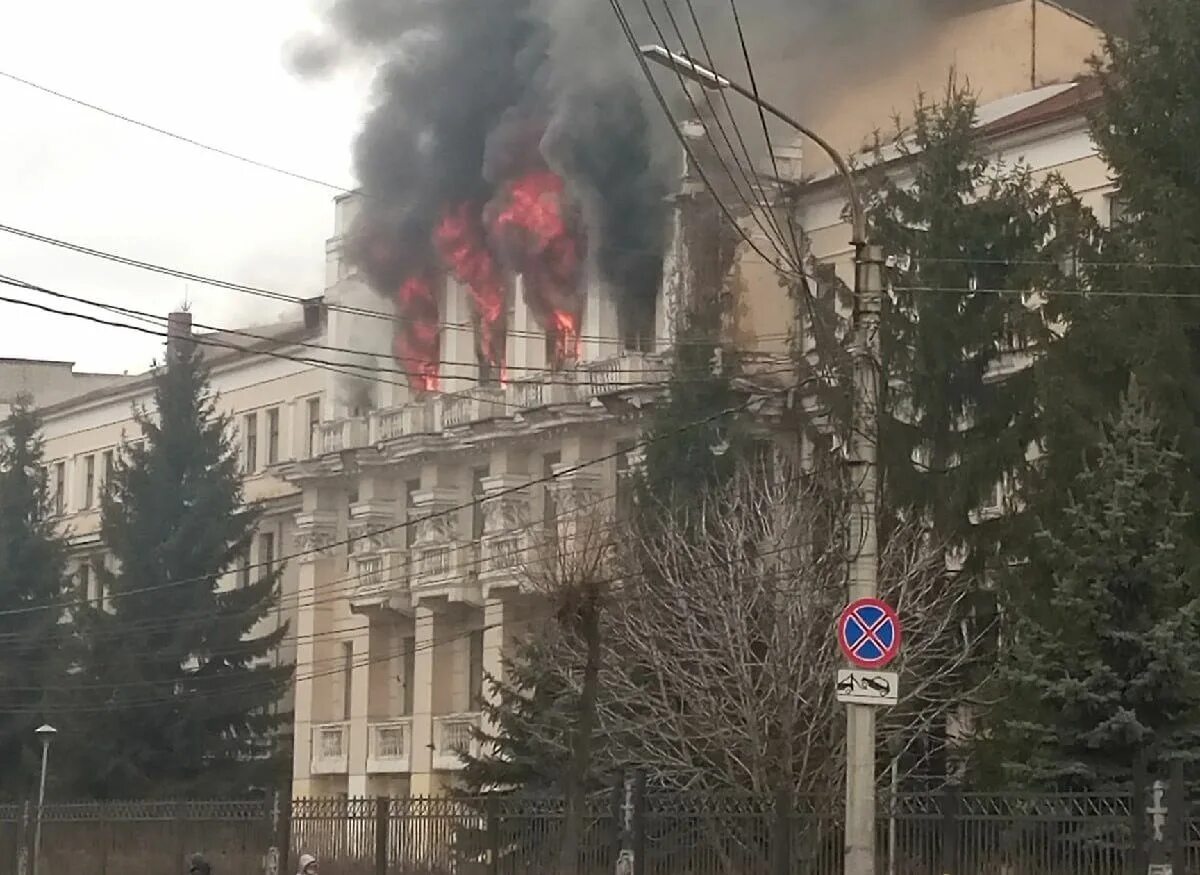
0;0;368;374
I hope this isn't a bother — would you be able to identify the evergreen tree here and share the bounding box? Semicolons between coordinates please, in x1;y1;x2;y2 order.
71;341;291;798
0;396;71;800
992;383;1200;789
633;298;759;534
460;632;605;793
861;81;1097;570
1030;0;1200;524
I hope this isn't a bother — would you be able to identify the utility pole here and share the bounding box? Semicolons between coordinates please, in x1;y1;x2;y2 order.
845;243;884;875
638;43;883;875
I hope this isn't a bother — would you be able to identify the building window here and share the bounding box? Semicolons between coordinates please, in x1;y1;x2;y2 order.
238;546;252;589
542;452;561;532
83;455;95;509
307;397;322;456
469;628;484;708
53;462;65;515
615;440;636;521
342;641;354;721
402;638;415;715
266;407;280;465
404;479;421;550
1105;191;1128;227
243;413;258;473
260;532;276;575
471;466;489;541
103;450;115;490
84;557;105;606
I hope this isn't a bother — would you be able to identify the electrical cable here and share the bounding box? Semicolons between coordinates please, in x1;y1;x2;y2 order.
0;488;629;648
0;279;795;408
727;0;804;269
633;0;799;273
661;0;799;267
0;383;786;619
0;220;795;347
33;280;791;380
0;69;351;193
606;0;802;281
645;0;796;268
0;542;843;706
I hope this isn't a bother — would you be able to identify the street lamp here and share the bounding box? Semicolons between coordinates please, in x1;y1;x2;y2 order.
32;724;56;875
639;44;884;875
637;44;865;244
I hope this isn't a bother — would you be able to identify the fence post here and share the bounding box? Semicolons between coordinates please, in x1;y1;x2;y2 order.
940;782;961;875
772;782;792;875
374;795;389;875
609;771;624;870
486;794;500;875
265;791;290;875
1133;751;1149;875
1169;760;1185;875
15;800;30;875
632;770;646;875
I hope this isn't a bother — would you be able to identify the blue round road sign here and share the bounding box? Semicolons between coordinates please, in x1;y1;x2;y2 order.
838;597;902;669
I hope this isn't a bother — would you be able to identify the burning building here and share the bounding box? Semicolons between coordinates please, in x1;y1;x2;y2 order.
279;0;1107;802
324;0;672;396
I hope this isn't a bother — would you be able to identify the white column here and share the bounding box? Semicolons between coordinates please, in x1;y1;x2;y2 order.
580;280;621;363
291;505;340;798
510;276;548;375
480;599;506;740
347;618;371;797
409;605;438;795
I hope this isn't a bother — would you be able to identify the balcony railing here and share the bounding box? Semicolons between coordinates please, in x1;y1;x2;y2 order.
432;713;482;770
441;389;505;430
311;722;349;774
482;533;525;576
367;719;412;774
507;373;577;410
579;351;665;399
315;419;366;456
305;353;666;460
416;544;454;581
372;402;434;442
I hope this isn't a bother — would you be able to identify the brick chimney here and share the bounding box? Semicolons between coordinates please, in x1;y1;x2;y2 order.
167;310;194;365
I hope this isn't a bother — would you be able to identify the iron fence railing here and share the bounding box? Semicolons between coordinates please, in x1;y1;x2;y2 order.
0;789;1192;875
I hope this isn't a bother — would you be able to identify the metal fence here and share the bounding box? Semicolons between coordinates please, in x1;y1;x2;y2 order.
0;788;1183;875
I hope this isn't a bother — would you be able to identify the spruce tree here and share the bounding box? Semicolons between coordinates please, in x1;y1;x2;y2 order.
72;340;291;798
994;383;1200;789
1030;0;1200;523
0;396;71;800
861;81;1097;571
460;632;599;793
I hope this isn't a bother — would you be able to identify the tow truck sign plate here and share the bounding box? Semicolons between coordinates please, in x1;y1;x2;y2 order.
836;669;899;706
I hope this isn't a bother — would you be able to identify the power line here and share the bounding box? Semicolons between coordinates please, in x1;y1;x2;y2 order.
663;0;800;267
0;383;783;619
0;69;352;193
643;0;797;269
893;284;1200;300
0;220;796;347
0;277;794;428
606;0;802;281
0;489;628;649
726;0;803;269
33;280;789;380
0;540;833;709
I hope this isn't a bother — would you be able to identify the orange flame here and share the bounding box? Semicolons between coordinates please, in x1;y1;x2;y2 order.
489;168;584;367
433;203;507;376
394;275;440;393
